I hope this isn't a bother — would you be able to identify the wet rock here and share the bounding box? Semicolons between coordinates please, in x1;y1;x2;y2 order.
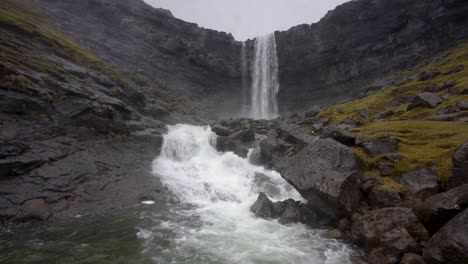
278;200;306;224
322;229;344;240
400;253;426;264
253;173;281;197
216;135;249;157
250;192;276;219
351;207;429;250
407;93;444;111
368;186;401;208
396;168;440;200
418;70;440;81
14;198;52;221
362;137;399;157
230;129;255;143
423;210;468;264
320;125;356;146
366;247;400;264
211;126;233;136
450;143;468;188
273;135;362;218
424;184;468;234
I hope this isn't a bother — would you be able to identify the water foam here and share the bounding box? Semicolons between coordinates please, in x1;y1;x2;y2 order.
149;124;358;263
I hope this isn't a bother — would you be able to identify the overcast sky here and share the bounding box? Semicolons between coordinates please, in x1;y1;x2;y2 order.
144;0;349;40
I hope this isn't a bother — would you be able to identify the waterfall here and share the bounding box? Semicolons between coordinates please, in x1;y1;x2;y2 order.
150;124;358;263
241;42;249;116
250;33;280;120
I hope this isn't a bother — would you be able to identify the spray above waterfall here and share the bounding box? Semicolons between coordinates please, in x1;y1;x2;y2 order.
246;33;280;120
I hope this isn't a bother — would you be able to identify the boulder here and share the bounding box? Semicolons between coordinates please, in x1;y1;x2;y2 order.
450;143;468;188
351;207;430;250
320;125;356;146
396;168;440;200
424;184;468;234
275;138;362;218
418;70;440;81
14;198;53;221
368;186;401;208
424;85;442;93
423;210;468;264
400;253;426;264
362;137;399;157
211;126;233;136
407;93;444;111
250;193;318;226
250;192;276;219
230;129;255;143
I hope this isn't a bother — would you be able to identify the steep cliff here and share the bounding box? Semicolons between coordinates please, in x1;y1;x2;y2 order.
275;0;468;112
28;0;244;118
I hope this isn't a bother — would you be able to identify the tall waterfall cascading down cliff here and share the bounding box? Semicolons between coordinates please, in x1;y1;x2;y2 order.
250;33;280;120
150;124;358;263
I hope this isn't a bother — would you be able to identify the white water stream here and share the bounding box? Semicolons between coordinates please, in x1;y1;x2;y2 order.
149;124;358;264
250;33;280;120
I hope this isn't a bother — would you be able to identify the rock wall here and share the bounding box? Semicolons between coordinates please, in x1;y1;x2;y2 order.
275;0;468;112
28;0;244;118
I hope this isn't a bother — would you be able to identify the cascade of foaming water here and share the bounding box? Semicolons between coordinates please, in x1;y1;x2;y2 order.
150;124;358;263
250;33;280;120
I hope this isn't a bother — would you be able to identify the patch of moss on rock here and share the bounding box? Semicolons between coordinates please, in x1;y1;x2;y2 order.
352;121;468;183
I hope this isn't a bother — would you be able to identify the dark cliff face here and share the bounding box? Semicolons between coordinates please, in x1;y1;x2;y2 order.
27;0;468;116
275;0;468;112
29;0;244;118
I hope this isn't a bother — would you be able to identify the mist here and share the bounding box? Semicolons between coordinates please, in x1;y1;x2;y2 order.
144;0;349;40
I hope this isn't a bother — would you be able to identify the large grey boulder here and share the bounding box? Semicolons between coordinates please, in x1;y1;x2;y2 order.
407;93;444;111
424;184;468;233
271;135;362;218
361;137;399;157
352;208;429;259
450;143;468;189
396;168;440;200
320;125;356;146
423;210;468;264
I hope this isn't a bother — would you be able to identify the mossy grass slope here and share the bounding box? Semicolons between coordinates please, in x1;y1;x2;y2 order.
310;43;468;183
0;0;127;86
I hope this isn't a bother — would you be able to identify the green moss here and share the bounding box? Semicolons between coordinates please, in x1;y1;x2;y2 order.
352;121;468;182
320;43;468;124
0;0;128;86
381;177;406;193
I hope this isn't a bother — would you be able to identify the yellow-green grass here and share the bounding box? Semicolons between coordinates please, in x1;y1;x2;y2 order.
0;0;127;86
351;121;468;182
320;43;468;124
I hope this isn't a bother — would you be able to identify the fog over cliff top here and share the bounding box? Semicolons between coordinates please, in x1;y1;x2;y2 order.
144;0;349;40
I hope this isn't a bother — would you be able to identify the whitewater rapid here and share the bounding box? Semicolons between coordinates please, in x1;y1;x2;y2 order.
147;124;358;263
